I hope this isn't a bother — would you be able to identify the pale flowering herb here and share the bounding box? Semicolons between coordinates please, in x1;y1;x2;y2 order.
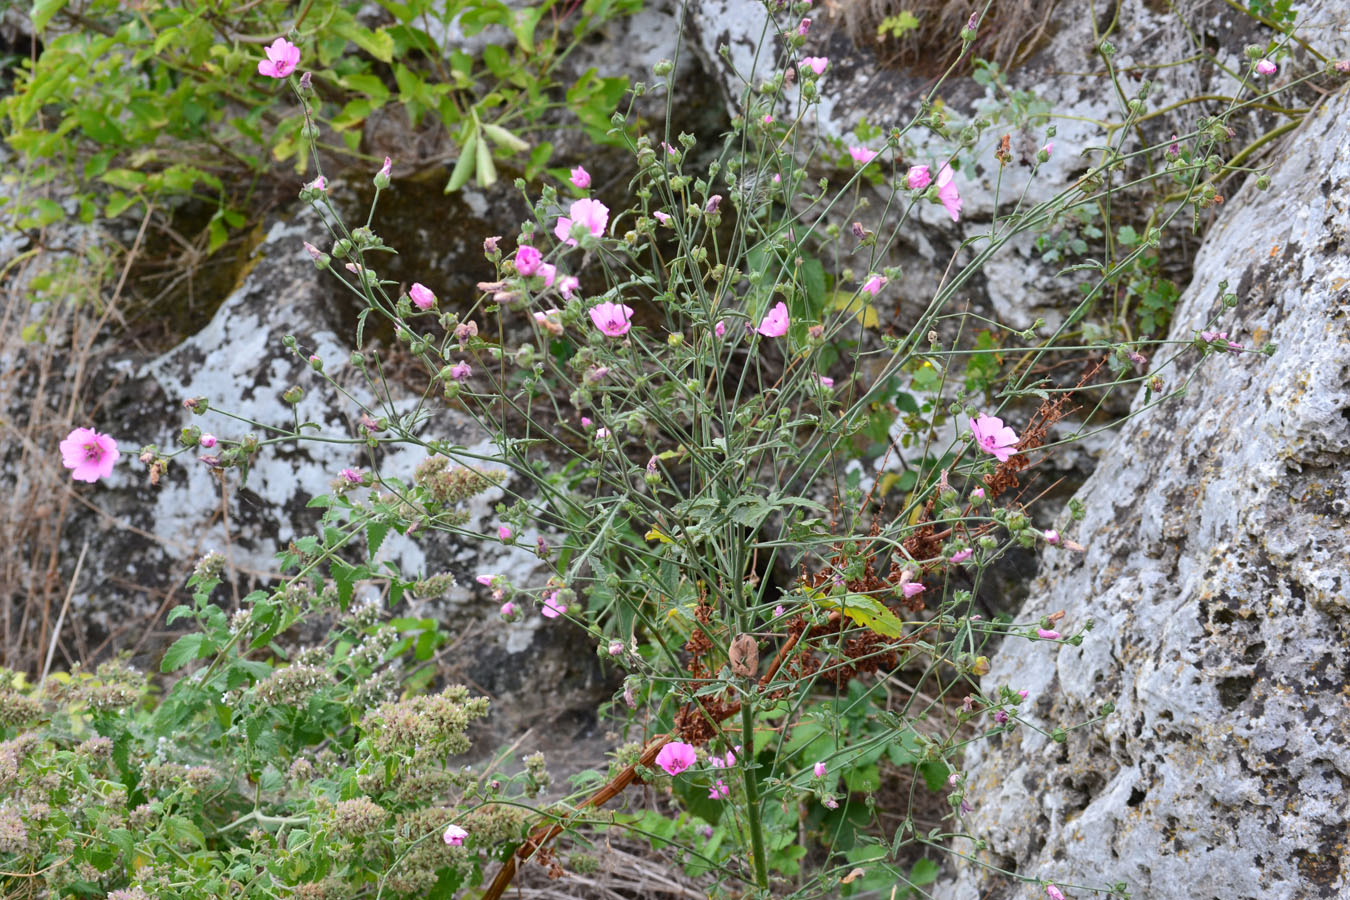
588;301;634;337
554;197;610;246
756;301;790;337
848;146;878;166
969;414;1019;462
936;163;962;221
257;37;300;79
654;741;696;775
443;824;468;846
60;427;120;483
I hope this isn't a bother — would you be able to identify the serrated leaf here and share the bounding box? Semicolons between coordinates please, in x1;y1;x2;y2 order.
160;633;205;672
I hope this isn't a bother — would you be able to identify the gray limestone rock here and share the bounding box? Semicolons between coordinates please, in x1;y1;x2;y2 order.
940;86;1350;900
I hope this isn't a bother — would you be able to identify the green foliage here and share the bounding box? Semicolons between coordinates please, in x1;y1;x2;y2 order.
877;12;921;40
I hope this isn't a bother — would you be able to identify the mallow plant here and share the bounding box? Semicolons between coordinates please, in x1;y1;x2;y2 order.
17;2;1324;898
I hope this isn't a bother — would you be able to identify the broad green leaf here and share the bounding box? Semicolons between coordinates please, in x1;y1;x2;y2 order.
31;0;69;32
160;633;205;672
813;592;904;638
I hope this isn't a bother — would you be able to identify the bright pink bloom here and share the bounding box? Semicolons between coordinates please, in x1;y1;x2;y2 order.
800;56;828;75
861;275;887;296
498;525;512;541
555;198;609;246
994;710;1009;724
515;245;542;276
257;38;300;79
1043;529;1059;544
500;600;516;618
305;176;326;192
757;301;790;337
537;262;557;288
1037;628;1061;640
652;211;671;225
1041;141;1054;157
950;548;973;563
339;467;362;484
60;428;119;483
714;320;726;338
773;604;785;617
541;591;567;618
969;414;1019;462
475;575;496;587
1045;886;1066;900
905;165;931;190
449;361;472;381
797;18;811;35
902;582;925;599
1255;58;1277;75
971;487;986;500
708;779;730;800
443;824;468;846
763;114;774;125
198;434;217;449
813;761;827;778
558;275;580;299
1017;689;1029;699
409;282;436;310
816;375;834;388
570;165;591;189
589;301;634;337
655;741;697;775
936;164;962;222
848;146;878;166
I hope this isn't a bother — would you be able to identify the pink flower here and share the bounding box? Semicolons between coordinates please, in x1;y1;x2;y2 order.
409;282;436;310
1046;886;1066;900
1036;628;1061;640
537;262;557;288
559;276;580;299
541;591;567;618
708;779;730;800
1167;134;1180;158
714;320;726;338
705;195;722;214
476;574;497;587
800;56;828;75
797;17;811;35
823;796;839;809
500;600;516;618
515;245;542;276
608;640;624;656
902;582;925;599
580;416;593;428
971;487;985;500
1200;330;1226;342
773;604;785;617
198;434;217;449
1017;689;1029;699
378;157;391;178
555;198;609;246
950;548;973;564
652;211;671;225
994;710;1009;724
813;761;827;778
257;38;300;79
848;146;878;166
570;165;591;189
443;824;468;846
449;361;472;381
589;301;634;337
498;525;513;541
861;275;887;296
660;141;678;156
1041;141;1054;157
655;741;697;776
305;176;326;192
1043;529;1059;544
969;414;1019;462
816;375;835;388
339;467;362;484
905;165;931;190
763;114;774;124
936;163;962;222
757;301;790;337
1255;58;1277;75
534;309;564;336
60;428;120;483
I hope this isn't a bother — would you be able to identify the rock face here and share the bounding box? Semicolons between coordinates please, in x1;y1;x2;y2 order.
942;87;1350;900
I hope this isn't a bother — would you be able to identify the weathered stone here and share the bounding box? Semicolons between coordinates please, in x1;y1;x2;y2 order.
941;86;1350;900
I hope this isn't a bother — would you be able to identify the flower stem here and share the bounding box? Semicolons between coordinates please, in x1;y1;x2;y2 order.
740;698;769;890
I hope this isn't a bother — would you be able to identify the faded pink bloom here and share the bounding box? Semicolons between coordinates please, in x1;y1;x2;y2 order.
378;157;391;178
498;525;513;541
537;262;557;288
475;574;497;587
969;414;1019;462
449;361;472;381
816;375;835;388
589;301;634;337
555;198;609;246
652;211;671;225
257;38;300;79
1255;58;1277;75
339;467;362;483
1167;134;1180;158
848;146;878;166
708;779;730;800
1037;628;1061;640
198;434;217;449
757;301;790;337
950;548;973;564
541;591;567;618
608;640;624;656
902;582;925;599
594;427;611;439
515;245;542;276
822;796;839;809
1045;886;1066;900
936;163;962;222
772;173;781;184
773;604;786;617
305;176;326;192
1200;330;1225;342
500;600;516;618
1335;60;1350;73
655;741;697;776
714;320;726;338
559;276;580;299
1043;529;1059;544
861;275;887;296
797;17;811;35
704;194;722;214
905;165;931;190
971;487;986;500
303;242;322;260
813;761;827;778
994;710;1009;724
800;56;828;75
1041;141;1054;157
570;165;591;189
455;320;478;347
1017;689;1029;699
60;428;120;483
534;309;564;336
660;141;678;156
443;824;468;846
409;282;436;310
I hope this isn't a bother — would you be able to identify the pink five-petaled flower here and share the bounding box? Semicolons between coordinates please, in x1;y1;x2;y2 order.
1045;885;1066;900
449;361;472;381
800;56;828;75
1255;58;1278;75
757;301;790;337
813;761;827;778
409;283;436;310
589;301;634;337
714;320;727;338
570;165;591;189
936;163;962;222
655;741;697;776
515;245;542;276
554;198;610;246
541;591;567;618
848;146;878;166
708;779;730;800
905;165;931;190
969;413;1019;462
1037;628;1061;640
861;275;887;296
60;428;120;483
950;548;973;564
443;825;468;847
257;38;300;79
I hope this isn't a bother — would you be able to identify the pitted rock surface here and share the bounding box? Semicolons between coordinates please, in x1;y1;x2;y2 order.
940;86;1350;900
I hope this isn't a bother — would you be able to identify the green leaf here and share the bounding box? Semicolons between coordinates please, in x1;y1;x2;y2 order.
334;21;395;62
367;521;389;557
813;592;904;638
917;760;949;792
31;0;69;31
909;856;940;886
160;633;206;672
